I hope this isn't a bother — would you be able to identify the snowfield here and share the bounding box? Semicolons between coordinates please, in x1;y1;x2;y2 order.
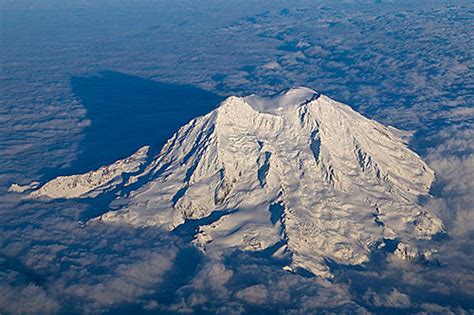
26;146;149;199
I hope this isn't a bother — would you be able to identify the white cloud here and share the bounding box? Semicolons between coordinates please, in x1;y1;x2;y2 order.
363;288;411;308
235;284;269;305
426;154;474;236
0;283;60;314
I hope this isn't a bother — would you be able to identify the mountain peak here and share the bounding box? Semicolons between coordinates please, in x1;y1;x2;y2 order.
243;86;319;114
22;88;444;278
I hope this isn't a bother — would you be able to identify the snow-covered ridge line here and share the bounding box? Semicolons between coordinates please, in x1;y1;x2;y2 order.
18;146;150;199
15;87;444;278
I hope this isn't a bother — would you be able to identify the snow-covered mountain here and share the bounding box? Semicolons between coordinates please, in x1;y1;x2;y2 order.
20;87;444;277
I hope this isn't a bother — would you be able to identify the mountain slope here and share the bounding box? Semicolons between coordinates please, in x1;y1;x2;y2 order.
24;87;444;277
27;146;149;199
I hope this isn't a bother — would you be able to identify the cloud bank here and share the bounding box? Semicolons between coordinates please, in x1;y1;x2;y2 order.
1;0;472;313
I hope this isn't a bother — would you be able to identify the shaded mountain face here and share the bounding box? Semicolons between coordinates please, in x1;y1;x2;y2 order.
24;87;444;278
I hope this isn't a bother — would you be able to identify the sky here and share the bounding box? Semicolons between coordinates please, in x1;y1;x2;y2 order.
0;0;473;313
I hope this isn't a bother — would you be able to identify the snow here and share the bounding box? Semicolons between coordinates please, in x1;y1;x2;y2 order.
8;181;40;193
22;88;444;277
244;86;319;114
25;146;149;199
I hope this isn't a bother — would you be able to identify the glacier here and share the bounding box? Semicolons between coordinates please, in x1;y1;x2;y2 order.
20;87;444;278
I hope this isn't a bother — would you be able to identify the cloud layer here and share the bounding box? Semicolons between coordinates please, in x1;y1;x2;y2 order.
1;0;472;313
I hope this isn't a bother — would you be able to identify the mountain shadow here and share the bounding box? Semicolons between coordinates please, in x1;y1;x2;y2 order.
56;71;224;177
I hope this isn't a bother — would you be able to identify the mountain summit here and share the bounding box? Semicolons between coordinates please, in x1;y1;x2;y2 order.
23;87;444;277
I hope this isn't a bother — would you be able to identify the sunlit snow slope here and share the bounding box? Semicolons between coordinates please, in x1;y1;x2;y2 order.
28;146;149;199
23;88;444;277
